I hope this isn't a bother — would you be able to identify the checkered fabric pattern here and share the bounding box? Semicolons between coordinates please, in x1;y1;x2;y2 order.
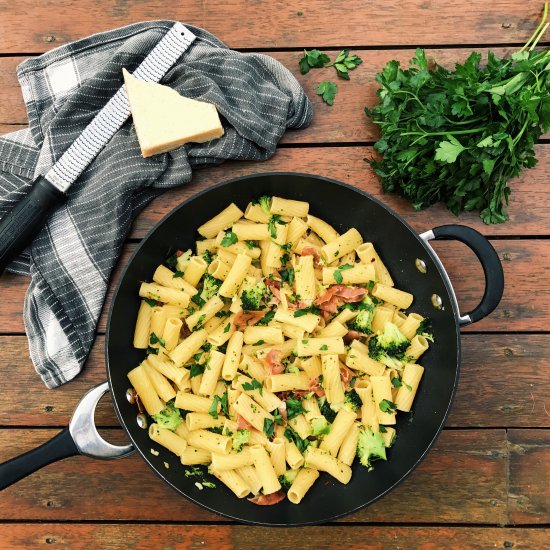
0;21;312;388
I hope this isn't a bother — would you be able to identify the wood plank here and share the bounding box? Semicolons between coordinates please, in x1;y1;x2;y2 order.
0;0;545;53
127;146;550;238
0;429;507;523
508;429;550;525
1;47;547;145
448;336;550;428
0;137;546;237
2;525;549;550
2;335;548;429
0;238;545;334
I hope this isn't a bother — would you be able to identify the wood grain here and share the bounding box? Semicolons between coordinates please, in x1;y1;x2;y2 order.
0;238;545;334
508;429;550;525
0;429;507;523
128;145;550;238
2;525;549;550
0;0;545;53
1;335;548;429
0;47;529;143
3;48;550;145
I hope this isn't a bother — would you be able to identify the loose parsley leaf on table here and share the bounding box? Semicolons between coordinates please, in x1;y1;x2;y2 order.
327;49;363;79
299;49;331;74
316;81;338;106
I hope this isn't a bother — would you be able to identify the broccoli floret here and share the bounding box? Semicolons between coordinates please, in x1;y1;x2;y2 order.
311;416;331;436
416;317;435;342
343;389;363;413
357;427;387;471
278;468;299;491
318;396;337;423
347;297;376;334
175;248;193;272
199;274;222;303
232;429;250;452
368;322;410;366
202;249;214;265
258;195;272;215
240;281;268;311
151;400;182;431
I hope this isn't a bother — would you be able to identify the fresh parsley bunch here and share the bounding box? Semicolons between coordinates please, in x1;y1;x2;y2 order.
365;5;550;224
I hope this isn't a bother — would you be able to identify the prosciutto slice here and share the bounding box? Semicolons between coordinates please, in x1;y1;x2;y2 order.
301;246;322;268
309;377;325;397
315;285;366;313
234;310;265;329
265;349;285;375
248;489;286;505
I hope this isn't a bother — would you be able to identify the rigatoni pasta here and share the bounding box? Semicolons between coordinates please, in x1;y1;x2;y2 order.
127;195;434;506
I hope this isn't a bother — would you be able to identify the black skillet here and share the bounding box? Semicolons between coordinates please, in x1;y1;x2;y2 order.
0;173;504;525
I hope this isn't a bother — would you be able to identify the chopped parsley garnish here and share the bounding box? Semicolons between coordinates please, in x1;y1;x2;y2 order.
257;310;275;326
144;298;157;307
190;364;205;378
223;322;231;333
208;395;221;419
242;378;263;396
294;305;321;317
263;417;275;438
221;231;238;247
173;270;184;278
379;399;397;413
319;344;329;351
286;397;306;420
149;333;165;347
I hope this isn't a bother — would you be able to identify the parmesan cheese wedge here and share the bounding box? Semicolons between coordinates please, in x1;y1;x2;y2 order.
123;68;224;157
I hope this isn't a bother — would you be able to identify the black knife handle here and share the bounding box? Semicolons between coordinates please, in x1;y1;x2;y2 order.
0;176;66;275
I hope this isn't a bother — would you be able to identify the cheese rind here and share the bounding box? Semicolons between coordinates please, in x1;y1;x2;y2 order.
123;68;224;157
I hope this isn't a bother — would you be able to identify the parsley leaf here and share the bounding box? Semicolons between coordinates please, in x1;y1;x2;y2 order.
149;333;165;347
223;322;231;333
286;397;306;420
327;49;363;79
379;399;397;413
190;364;205;378
144;298;157;307
299;49;331;74
317;81;338;106
267;214;287;239
173;270;184;278
284;426;310;453
257;310;275;326
221;231;238;247
333;269;343;284
263;417;275;438
242;378;263;396
209;395;221;419
294;305;321;317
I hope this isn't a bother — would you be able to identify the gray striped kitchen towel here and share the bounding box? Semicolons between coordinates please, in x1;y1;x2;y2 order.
0;21;312;388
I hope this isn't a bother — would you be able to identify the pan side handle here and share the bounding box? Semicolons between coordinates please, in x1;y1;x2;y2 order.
420;225;504;327
0;382;133;491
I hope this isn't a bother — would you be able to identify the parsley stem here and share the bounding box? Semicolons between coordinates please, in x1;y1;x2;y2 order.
530;22;550;51
401;128;483;137
521;2;548;52
512;118;530;147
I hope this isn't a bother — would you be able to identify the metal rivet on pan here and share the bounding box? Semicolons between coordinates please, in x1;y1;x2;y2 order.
431;294;443;310
126;388;137;404
137;414;148;429
415;259;427;273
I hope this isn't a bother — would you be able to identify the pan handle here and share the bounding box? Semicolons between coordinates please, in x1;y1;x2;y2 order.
0;382;133;490
419;225;504;327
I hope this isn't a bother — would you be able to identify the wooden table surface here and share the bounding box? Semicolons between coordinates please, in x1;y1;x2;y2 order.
1;1;549;548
